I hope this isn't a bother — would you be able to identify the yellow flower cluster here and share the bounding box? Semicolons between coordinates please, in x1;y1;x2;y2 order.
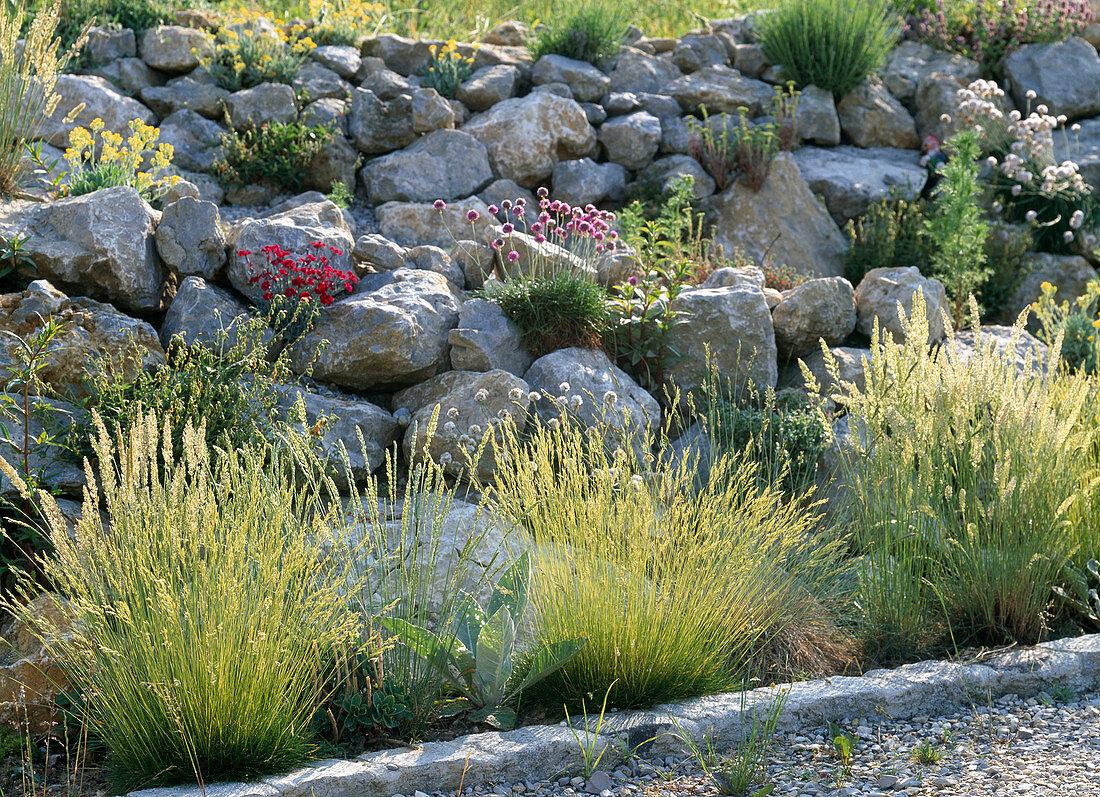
427;38;477;72
64;118;179;199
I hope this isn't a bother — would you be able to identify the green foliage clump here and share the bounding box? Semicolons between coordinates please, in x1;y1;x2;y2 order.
205;26;309;92
53;0;174;52
483;274;608;358
214;120;333;191
924;131;990;327
756;0;899;99
527;2;627;64
811;295;1100;660
419;39;476;98
1032;278;1100;374
843;191;933;286
1;415;370;790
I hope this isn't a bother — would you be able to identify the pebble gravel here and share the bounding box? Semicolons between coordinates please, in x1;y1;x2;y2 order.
423;689;1100;797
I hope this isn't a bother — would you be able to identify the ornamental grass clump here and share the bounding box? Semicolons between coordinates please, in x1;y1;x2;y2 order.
487;399;847;709
757;0;898;99
1;413;369;790
808;294;1100;659
0;0;82;196
527;2;628;64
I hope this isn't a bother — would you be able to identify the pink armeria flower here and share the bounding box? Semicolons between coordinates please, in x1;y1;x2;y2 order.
466;209;481;222
487;204;499;214
506;250;520;262
501;222;515;234
433;199;446;210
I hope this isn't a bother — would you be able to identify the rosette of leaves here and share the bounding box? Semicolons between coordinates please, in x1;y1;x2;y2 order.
383;552;586;730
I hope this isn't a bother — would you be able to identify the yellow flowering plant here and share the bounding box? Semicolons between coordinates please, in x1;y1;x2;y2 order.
63;117;179;201
309;0;386;46
205;10;315;91
1031;278;1100;374
420;38;477;98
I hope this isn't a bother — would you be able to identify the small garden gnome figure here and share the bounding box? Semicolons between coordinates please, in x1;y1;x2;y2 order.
919;134;948;199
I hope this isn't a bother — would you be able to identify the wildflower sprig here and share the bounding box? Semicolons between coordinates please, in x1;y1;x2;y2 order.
420;39;478;98
63;117;179;200
205;11;315;92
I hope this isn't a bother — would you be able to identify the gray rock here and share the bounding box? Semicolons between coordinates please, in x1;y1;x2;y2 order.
375;197;494;248
226;201;356;303
90;57;162;96
411;87;455;133
837;79;919;149
290;268;462;389
783;345;870;396
156;110;226;172
140;25;213;73
950;325;1050;374
792;145;924;226
354;234;406;270
305;134;359;194
607;47;682;94
276;385;399;485
406;245;464;288
700;265;765;290
455;65;521;112
300;96;348;132
671;34;728;73
292;62;351;101
663;284;778;394
160;276;261;352
37;74;156;147
603;92;641;116
140;77;231;119
449;298;533;375
662;65;774;116
463;92;595;187
771;277;857;358
914;71;968;143
523;347;660;458
881;40;978;105
356;57;418;99
795;85;841;146
451;239;495;290
226;82;297;129
705;152;847;277
646;154;716;198
855;266;949;343
310;45;362;80
154;197;226;280
84;26;137;64
599;111;661;171
347;88;417;154
582;101;608;124
532;55;610;103
1008;253;1098;320
483;20;530;47
360;129;492;204
551;158;628;206
732;42;769;78
393;369;530;479
17;187;168;313
659;114;693;154
640;92;683;119
1004;36;1100;122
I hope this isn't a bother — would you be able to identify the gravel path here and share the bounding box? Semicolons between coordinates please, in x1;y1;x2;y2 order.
445;689;1100;797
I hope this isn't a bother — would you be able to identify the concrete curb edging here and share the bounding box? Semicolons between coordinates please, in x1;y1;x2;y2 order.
131;634;1100;797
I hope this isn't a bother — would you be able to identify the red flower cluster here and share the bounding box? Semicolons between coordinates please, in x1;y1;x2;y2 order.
240;242;356;307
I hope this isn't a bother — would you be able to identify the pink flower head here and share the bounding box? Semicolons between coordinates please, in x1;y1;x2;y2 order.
487;204;499;214
628;275;639;286
501;199;512;211
501;222;515;234
531;222;543;233
537;186;549;198
433;199;446;210
534;233;546;243
506;250;520;263
466;209;481;222
492;237;505;250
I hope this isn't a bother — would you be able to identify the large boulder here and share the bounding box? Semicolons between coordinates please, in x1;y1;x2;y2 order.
855;266;949;343
292;62;352;102
795;85;841;146
598;111;661;171
347;87;418;154
448;298;533;375
160;276;261;352
662;65;774;116
0;280;164;397
393;369;530;479
156;110;226;172
289;269;462;389
1003;36;1100;122
836;79;919;149
139;25;213;73
531;55;610;102
154;196;226;280
375;197;493;248
663;283;778;394
140;77;231;120
551;158;628;206
225;200;355;304
311;45;362;79
913;71;968;142
462;92;595;187
671;33;730;74
360;129;493;204
771;277;857;358
881;40;978;105
705;152;847;277
275;385;399;486
523;347;660;458
0;595;74;734
792;145;924;226
37;75;156;147
607;47;682;94
84;26;136;64
1007;253;1098;321
783;345;870;397
225;82;297;129
15;187;169;313
1056;115;1100;189
456;64;521;111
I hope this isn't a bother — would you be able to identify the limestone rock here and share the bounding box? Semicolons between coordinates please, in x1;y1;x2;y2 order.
645;154;716;198
375;197;493;248
347;88;418;154
532;55;611;103
607;47;682;95
881;40;978;104
599;111;661;171
1007;253;1098;320
551;158;628;206
855;266;948;343
139;25;213;73
662;65;773;116
0;595;74;733
160;276;260;352
226;82;297;129
455;64;521;111
156;109;226;172
292;62;352;101
771;277;857;358
38;75;156;147
705;152;847;277
85;27;137;64
670;33;729;74
795;85;841;146
448;298;533;375
140;77;231;119
155;196;226;279
310;45;362;80
360;129;492;204
1004;36;1100;122
792;145;924;226
914;71;967;143
836;79;919;149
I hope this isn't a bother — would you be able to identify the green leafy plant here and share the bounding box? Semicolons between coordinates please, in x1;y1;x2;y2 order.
384;552;586;730
53;0;173;52
1;0;82;196
482;273;608;358
924;130;990;326
62;117;179;201
214;120;334;192
1;414;372;790
1053;559;1100;631
527;2;627;64
757;0;899;99
843;191;933;286
565;684;613;777
829;723;856;781
0;232;35;289
761;261;807;293
912;737;946;765
1031;278;1100;374
420;39;476;98
326;179;354;209
204;25;309;92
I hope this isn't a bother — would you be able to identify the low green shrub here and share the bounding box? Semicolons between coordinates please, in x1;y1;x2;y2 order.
214;120;334;192
811;295;1100;659
756;0;899;99
487;403;846;709
482;274;608;358
1;414;369;790
527;2;627;64
843;192;934;286
204;25;309;92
